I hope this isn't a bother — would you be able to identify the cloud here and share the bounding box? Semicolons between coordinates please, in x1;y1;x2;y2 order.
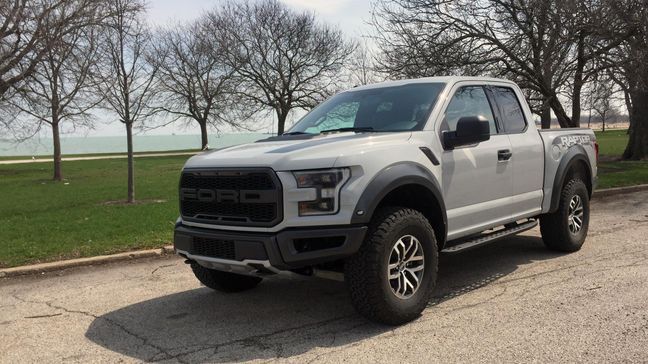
279;0;351;14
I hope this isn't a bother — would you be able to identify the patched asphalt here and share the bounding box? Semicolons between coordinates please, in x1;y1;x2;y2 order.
1;191;647;363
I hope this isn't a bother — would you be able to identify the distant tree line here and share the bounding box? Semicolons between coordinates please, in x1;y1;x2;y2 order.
372;0;648;160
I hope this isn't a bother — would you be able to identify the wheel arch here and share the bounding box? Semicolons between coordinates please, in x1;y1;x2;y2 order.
549;145;593;213
351;162;447;248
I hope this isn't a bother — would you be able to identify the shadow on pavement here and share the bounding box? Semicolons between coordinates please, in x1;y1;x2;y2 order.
86;235;561;362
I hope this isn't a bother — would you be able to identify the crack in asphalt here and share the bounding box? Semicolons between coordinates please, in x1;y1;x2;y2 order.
24;313;63;319
151;264;175;275
166;314;362;362
10;293;182;363
8;288;366;363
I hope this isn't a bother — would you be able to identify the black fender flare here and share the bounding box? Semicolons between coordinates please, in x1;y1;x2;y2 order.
350;162;447;242
549;144;593;213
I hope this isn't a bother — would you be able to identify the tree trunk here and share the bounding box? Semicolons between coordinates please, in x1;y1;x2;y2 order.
622;89;648;160
126;122;135;203
541;102;552;129
571;33;585;128
276;108;289;135
624;89;633;136
52;121;62;181
549;94;574;128
199;120;209;150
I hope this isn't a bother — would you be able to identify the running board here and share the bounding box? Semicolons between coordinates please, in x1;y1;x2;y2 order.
441;219;538;254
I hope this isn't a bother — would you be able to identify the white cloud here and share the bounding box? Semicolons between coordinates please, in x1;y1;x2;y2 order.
279;0;351;15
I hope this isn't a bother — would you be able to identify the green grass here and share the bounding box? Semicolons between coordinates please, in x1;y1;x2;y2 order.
0;156;187;268
595;129;628;157
598;161;648;189
593;129;648;188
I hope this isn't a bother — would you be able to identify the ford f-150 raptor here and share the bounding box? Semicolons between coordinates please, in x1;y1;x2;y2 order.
174;77;598;325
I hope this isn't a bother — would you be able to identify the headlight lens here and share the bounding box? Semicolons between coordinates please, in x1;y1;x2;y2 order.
293;168;350;216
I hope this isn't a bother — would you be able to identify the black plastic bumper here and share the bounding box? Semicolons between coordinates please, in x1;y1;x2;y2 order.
174;222;368;270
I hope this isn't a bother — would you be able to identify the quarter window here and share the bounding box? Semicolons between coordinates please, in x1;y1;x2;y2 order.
443;86;497;134
493;87;526;133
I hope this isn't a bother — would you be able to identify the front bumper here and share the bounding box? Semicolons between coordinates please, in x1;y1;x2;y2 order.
174;222;367;274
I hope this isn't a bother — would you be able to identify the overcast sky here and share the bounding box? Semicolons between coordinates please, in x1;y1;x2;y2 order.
83;0;374;137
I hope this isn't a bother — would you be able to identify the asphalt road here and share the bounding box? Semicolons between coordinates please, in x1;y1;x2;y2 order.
1;191;647;363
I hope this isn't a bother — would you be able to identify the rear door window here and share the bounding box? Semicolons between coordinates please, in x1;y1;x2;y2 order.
492;87;527;133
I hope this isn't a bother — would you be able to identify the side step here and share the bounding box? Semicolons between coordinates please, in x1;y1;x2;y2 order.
441;219;538;254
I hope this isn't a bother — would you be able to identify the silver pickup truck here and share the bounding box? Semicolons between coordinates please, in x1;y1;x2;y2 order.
174;77;598;325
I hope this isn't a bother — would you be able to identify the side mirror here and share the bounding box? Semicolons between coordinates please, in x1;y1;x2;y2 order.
442;116;491;149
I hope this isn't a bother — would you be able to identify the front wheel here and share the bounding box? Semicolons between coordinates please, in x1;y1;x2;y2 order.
345;207;438;325
540;178;590;252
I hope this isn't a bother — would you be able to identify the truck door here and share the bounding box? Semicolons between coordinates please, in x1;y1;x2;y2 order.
439;85;514;240
490;86;544;219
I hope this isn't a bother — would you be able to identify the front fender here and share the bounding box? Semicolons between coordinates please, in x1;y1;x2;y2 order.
350;162;447;241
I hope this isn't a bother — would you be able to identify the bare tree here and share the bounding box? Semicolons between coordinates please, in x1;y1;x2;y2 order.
207;0;356;135
96;0;157;203
371;0;629;128
9;22;102;181
150;19;249;150
0;0;102;99
590;78;617;132
348;41;382;87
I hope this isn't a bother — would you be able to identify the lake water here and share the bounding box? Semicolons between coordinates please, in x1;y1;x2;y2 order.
0;133;270;157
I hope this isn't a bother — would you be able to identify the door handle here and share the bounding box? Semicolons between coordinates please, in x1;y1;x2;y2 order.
498;149;512;161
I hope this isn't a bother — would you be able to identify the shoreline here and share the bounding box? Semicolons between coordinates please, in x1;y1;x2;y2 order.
0;151;199;164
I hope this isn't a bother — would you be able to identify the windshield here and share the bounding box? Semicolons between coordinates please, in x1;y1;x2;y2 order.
287;83;446;134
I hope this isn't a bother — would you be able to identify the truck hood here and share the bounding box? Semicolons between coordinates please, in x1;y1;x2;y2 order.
184;132;412;171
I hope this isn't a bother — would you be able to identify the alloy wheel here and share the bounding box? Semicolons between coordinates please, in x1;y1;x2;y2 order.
387;235;425;299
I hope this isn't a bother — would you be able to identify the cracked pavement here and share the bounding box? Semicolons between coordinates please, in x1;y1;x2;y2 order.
1;191;647;363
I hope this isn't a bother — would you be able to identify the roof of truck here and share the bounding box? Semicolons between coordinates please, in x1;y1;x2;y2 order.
350;76;517;91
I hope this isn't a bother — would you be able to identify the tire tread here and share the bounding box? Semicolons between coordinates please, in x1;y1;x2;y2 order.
345;206;438;325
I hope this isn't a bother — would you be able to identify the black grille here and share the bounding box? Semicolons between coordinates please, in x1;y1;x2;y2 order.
180;169;282;227
181;172;275;190
192;237;235;260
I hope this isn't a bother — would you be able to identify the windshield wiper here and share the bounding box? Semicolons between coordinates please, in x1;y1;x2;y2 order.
320;127;374;134
281;131;311;135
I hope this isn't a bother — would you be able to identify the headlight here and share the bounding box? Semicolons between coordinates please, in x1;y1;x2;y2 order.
293;168;350;216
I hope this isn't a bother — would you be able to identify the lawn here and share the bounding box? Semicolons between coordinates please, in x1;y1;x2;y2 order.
0;156;187;268
598;161;648;189
594;129;648;188
595;129;629;157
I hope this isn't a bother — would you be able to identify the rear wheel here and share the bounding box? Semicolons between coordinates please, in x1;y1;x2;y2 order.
191;263;262;292
540;178;590;252
345;207;438;325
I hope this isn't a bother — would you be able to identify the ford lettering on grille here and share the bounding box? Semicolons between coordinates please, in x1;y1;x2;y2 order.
180;188;278;204
179;169;283;227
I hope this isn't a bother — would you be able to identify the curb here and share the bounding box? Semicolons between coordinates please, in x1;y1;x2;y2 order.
1;185;646;279
0;245;175;278
593;184;648;198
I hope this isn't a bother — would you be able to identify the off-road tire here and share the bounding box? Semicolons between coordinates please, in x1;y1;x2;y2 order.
345;207;438;325
191;263;262;292
540;178;590;252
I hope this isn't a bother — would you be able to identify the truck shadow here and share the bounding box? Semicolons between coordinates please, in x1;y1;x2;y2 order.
85;234;561;362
